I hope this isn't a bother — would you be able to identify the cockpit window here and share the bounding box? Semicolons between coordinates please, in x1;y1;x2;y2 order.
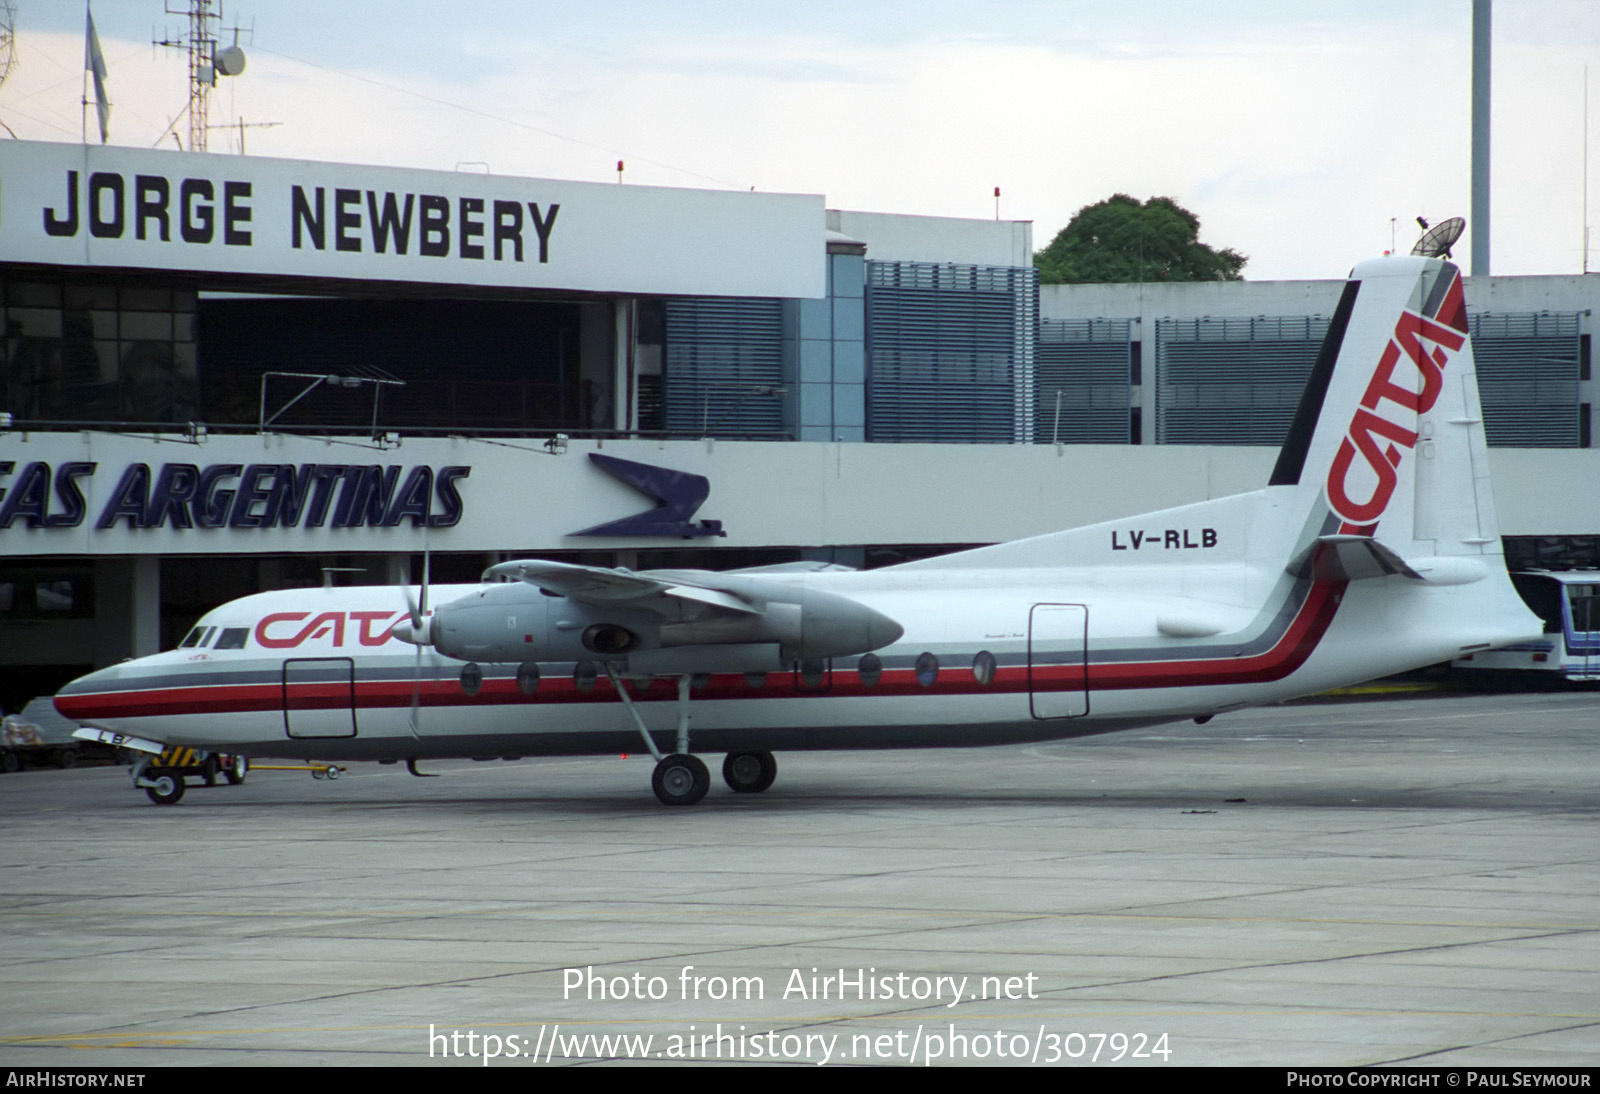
214;628;249;650
180;626;222;649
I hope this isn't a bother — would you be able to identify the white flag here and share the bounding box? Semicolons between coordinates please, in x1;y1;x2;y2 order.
85;8;110;144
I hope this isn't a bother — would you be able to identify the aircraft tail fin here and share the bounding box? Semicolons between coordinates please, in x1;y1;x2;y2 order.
900;255;1510;579
1270;254;1498;562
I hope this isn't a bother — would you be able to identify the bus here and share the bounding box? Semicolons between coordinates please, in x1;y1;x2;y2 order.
1453;571;1600;680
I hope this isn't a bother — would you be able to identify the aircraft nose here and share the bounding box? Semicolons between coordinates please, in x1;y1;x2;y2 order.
53;664;128;721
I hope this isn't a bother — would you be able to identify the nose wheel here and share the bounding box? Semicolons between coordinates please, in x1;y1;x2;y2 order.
652;753;710;806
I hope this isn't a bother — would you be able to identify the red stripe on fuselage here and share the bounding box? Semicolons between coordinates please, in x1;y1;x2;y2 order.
1088;579;1343;689
58;581;1346;722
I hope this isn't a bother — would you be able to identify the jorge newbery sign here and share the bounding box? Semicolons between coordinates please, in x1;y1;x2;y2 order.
0;141;825;298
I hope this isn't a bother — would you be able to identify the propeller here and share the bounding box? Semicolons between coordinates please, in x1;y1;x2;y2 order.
394;548;432;740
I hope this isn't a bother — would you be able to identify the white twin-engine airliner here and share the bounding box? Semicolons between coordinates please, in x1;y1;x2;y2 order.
60;255;1541;806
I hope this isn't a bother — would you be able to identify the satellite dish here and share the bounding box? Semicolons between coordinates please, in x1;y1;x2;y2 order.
214;43;247;77
1411;216;1465;259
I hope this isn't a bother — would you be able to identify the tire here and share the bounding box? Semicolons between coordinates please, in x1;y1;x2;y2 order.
57;747;79;770
651;753;710;806
224;755;247;785
722;751;777;794
201;755;219;787
0;750;20;774
144;772;185;806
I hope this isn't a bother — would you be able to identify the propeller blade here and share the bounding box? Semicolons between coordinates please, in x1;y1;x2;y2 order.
407;546;430;739
405;542;432;736
420;546;431;619
408;643;423;740
394;553;432;646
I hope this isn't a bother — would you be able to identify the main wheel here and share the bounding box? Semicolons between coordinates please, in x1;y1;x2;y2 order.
224;755;247;785
201;755;219;786
144;772;185;806
722;751;777;793
651;753;710;806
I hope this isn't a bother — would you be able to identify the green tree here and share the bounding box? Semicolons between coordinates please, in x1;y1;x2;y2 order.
1034;194;1246;284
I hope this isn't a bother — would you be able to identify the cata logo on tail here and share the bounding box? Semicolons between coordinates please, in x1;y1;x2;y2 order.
1326;271;1468;531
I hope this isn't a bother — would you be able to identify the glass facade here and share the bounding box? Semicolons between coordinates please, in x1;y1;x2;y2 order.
1035;318;1134;444
661;296;788;438
1155;315;1331;446
865;261;1038;443
1;275;198;424
199;296;592;433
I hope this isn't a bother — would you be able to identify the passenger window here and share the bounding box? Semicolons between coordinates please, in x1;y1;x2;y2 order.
857;653;883;688
972;650;997;685
573;661;598;694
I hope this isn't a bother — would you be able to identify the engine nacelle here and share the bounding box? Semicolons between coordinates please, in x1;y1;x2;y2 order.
430;584;661;664
426;575;903;670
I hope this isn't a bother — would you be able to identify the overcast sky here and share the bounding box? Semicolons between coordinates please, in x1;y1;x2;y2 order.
2;1;1597;280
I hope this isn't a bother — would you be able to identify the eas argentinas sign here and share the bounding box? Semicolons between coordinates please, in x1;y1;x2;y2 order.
0;141;825;299
0;461;469;531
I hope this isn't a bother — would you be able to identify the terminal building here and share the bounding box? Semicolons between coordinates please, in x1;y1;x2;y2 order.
1;138;1596;712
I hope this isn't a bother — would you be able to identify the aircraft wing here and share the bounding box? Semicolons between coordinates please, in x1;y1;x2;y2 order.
722;561;857;574
483;559;760;615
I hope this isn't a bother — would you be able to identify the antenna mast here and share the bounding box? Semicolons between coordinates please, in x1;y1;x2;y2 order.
156;1;247;152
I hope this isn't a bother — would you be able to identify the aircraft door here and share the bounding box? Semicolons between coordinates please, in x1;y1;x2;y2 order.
283;657;359;738
1029;603;1088;718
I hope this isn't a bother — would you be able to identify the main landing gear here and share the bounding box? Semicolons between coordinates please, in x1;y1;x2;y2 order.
722;750;777;794
652;753;710;806
605;666;778;806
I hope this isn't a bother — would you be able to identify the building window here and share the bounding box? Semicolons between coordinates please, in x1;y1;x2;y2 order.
0;568;95;619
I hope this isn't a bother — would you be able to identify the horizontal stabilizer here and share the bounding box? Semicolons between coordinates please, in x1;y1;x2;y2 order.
1286;535;1422;582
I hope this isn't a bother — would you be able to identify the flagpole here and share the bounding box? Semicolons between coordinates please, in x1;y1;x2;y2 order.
84;1;110;145
81;2;88;145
